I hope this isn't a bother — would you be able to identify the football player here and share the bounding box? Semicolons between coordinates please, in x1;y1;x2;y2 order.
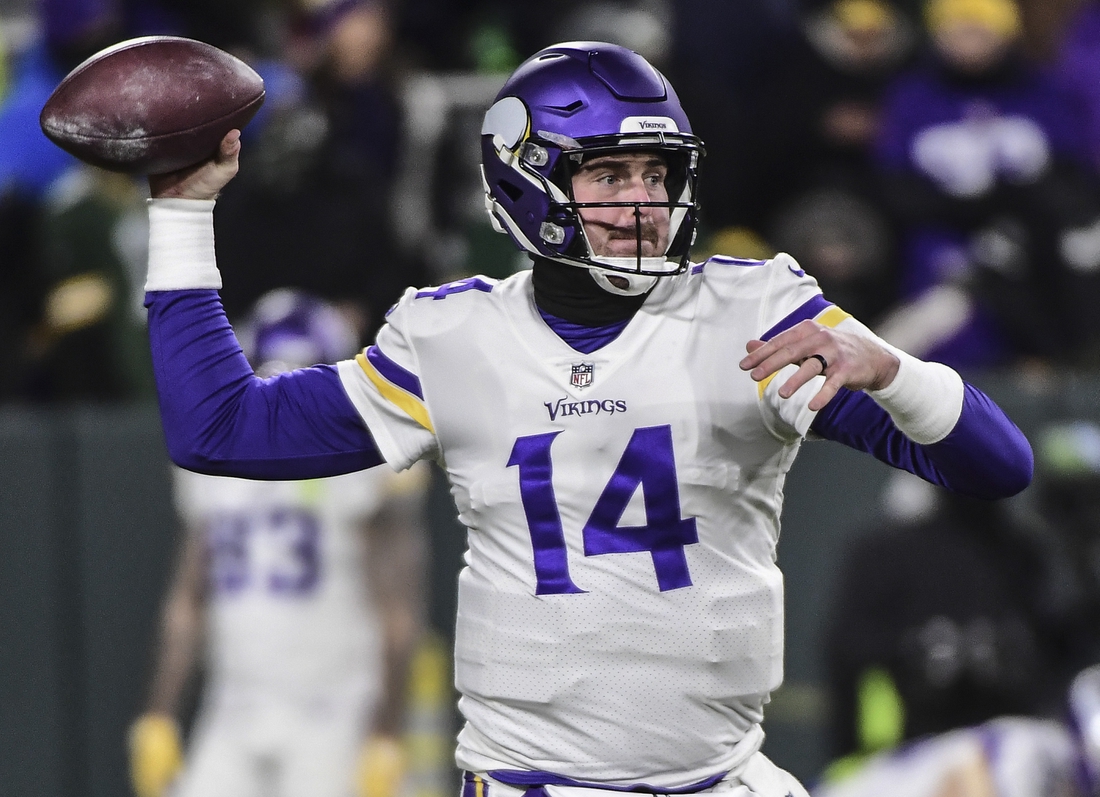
129;289;428;797
812;664;1100;797
812;716;1079;797
139;42;1033;797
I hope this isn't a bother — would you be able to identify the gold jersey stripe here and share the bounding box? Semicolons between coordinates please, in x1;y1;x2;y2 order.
756;305;853;398
757;371;780;399
356;352;435;433
817;305;853;329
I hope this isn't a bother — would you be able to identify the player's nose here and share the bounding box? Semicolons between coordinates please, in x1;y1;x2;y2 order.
620;175;653;203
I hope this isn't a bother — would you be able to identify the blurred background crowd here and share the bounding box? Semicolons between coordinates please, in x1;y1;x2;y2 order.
7;0;1100;795
10;0;1100;402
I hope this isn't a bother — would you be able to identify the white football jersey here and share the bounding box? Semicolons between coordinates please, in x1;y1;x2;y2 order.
338;254;867;786
812;718;1079;797
174;466;396;702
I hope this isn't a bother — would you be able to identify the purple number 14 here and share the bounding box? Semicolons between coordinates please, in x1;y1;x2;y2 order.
508;425;699;594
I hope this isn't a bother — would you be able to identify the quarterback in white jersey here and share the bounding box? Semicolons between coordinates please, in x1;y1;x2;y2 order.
340;255;880;784
137;41;1032;797
129;291;427;797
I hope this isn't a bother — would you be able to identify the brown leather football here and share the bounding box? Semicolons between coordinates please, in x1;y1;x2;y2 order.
40;36;265;175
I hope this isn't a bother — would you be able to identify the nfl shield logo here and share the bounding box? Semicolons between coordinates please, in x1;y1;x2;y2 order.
571;362;594;389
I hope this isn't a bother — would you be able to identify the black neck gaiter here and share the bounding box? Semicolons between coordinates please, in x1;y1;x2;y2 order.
530;258;649;326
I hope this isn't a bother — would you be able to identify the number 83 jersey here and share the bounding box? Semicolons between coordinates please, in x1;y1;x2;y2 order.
338;255;852;786
172;466;392;700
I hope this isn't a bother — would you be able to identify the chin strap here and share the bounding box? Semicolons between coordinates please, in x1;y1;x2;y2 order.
587;268;659;296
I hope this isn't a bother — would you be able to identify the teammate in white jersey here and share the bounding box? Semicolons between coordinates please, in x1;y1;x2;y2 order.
129;290;428;797
137;41;1033;797
812;664;1100;797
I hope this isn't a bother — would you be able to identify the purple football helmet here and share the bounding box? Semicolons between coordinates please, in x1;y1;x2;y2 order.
481;41;704;283
237;289;359;377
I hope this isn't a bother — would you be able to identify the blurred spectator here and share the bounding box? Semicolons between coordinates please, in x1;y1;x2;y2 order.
550;1;673;67
0;0;192;402
128;289;428;797
391;0;580;73
872;0;1100;372
0;2;101;401
756;0;919;324
1054;1;1100;171
0;0;248;203
25;166;154;401
821;418;1100;791
135;0;268;54
1018;0;1087;62
756;0;917;221
391;0;517;71
823;475;1056;769
0;189;41;399
0;0;109;202
1022;420;1100;690
0;17;9;107
827;415;1100;782
668;0;799;232
214;0;423;340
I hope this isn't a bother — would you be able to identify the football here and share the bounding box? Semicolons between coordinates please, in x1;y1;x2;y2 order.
40;36;265;175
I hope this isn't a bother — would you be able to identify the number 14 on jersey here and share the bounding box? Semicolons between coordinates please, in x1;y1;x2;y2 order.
508;424;699;595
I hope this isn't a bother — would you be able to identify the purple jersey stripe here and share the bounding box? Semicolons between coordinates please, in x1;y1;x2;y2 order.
145;289;384;479
366;345;424;399
706;255;768;266
692;256;770;276
810;383;1032;499
761;294;832;341
538;308;631;354
486;770;728;793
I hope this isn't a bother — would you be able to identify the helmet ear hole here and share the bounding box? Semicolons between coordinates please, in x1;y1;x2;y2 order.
497;180;524;202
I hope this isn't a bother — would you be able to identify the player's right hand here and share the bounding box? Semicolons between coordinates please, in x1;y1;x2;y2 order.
148;129;241;201
128;713;184;797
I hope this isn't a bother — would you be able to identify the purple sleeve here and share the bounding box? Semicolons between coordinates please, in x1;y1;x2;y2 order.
809;384;1033;499
145;289;384;479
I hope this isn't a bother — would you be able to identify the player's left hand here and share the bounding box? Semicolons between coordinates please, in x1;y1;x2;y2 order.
739;320;900;411
355;735;407;797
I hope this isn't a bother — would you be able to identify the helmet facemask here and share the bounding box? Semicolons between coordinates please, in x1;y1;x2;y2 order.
547;138;702;279
479;43;705;290
483;125;703;282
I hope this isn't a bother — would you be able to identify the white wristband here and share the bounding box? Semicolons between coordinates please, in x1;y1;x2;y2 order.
145;198;221;291
867;348;964;445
